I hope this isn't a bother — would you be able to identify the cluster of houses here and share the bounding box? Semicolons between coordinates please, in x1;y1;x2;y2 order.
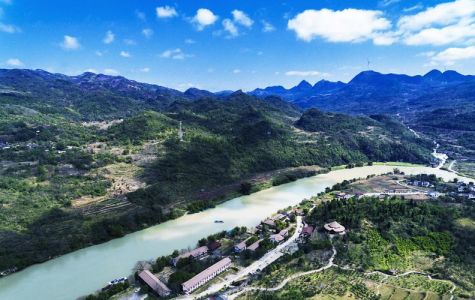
408;180;435;188
456;182;475;199
136;207;348;298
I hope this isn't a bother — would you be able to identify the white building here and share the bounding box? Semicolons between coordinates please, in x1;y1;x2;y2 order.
182;257;232;294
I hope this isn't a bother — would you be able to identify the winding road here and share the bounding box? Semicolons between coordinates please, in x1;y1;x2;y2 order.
228;242;336;299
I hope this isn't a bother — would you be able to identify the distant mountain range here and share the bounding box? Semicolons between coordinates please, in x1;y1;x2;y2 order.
250;69;475;115
1;68;475;120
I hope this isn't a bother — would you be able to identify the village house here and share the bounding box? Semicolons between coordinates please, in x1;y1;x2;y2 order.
262;218;276;227
138;270;171;298
182;257;232;294
247;239;262;251
428;191;441;198
324;221;346;234
335;192;353;200
233;240;247;253
301;225;314;238
409;180;433;188
278;228;289;237
270;233;284;243
269;227;289;243
0;141;10;150
172;246;209;266
208;241;222;253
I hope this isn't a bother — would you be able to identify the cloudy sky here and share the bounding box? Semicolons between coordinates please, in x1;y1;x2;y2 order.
1;0;475;91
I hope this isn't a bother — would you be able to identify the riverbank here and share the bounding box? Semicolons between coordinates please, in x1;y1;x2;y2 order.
0;163;472;300
0;165;326;275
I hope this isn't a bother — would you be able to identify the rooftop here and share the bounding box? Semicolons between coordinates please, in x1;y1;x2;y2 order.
182;257;232;291
247;239;262;251
324;221;346;233
138;270;171;293
302;225;314;235
270;234;284;242
176;246;208;260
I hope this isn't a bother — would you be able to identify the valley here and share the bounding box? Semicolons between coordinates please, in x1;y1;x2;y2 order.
0;69;473;300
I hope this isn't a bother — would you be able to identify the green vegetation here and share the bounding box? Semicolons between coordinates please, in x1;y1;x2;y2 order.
241;174;475;299
0;90;433;272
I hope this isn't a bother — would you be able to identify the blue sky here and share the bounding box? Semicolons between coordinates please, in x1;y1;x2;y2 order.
1;0;475;91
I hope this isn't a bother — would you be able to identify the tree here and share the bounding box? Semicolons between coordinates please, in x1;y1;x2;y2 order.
240;181;252;195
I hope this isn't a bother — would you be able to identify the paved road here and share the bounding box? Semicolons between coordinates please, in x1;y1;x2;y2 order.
177;216;304;299
228;242;336;299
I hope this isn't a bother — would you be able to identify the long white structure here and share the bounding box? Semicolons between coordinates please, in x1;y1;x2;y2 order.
182;257;232;294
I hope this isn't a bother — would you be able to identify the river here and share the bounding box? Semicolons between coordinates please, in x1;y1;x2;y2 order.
0;164;472;300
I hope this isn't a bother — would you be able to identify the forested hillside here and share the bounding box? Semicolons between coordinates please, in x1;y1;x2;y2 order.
0;70;432;272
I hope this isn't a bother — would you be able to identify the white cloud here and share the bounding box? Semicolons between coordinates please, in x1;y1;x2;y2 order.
184;38;196;44
5;58;23;67
287;9;391;43
156;6;177;18
285;70;329;77
135;10;146;21
403;4;424;12
192;8;218;30
372;32;398;45
403;21;475;45
418;51;436;57
140;67;150;73
262;20;275;32
120;51;131;58
123;39;136;45
103;68;119;75
398;0;475;46
160;48;192;60
430;46;475;65
0;22;20;33
95;50;104;56
84;68;97;73
398;0;475;31
178;82;202;90
60;35;80;50
232;10;253;27
223;19;239;37
103;30;114;44
142;28;153;39
379;0;401;7
232;69;241;74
